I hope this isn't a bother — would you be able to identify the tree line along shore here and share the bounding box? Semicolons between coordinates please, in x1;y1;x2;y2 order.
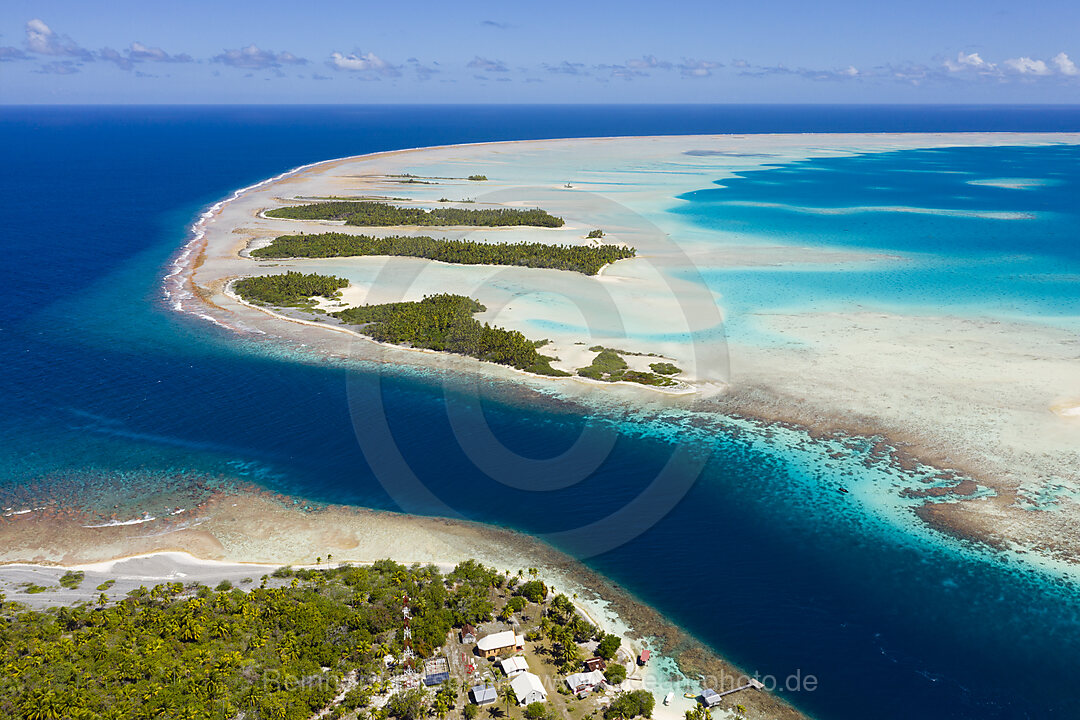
0;559;667;720
265;201;565;229
240;198;682;386
232;273;685;387
250;233;635;277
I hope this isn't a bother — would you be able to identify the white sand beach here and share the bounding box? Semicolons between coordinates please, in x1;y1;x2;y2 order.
0;490;802;720
172;133;1080;566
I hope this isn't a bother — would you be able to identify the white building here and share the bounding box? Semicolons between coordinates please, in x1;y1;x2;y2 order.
510;672;547;705
476;630;525;658
499;656;530;677
565;670;605;695
470;685;497;706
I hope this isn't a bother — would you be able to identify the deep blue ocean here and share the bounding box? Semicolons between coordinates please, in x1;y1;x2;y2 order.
2;106;1080;720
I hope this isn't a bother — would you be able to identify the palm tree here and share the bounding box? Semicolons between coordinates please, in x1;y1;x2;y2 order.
685;706;711;720
500;684;517;716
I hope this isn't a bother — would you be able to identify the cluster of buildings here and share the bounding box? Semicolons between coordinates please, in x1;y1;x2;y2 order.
465;625;620;707
466;627;548;707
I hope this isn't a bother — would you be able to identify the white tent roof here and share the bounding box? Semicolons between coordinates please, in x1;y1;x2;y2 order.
499;656;530;675
477;630;517;652
471;685;498;703
565;670;605;690
510;672;547;700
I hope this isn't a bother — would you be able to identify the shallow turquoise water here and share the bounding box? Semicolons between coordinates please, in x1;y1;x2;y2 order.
2;107;1080;719
674;144;1080;343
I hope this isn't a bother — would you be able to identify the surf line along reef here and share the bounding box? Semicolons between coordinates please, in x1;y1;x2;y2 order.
182;135;1080;573
231;197;689;390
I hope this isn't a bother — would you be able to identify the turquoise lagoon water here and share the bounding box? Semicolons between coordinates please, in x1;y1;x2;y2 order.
2;107;1080;719
674;144;1080;343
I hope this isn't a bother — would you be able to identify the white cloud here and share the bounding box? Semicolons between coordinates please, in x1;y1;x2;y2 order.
99;47;133;71
213;44;307;70
1052;52;1079;76
0;46;29;61
35;60;80;74
25;18;91;60
544;60;588;76
945;51;997;73
678;59;722;78
626;55;672;71
128;41;192;64
466;56;508;73
328;51;399;76
737;62;862;81
99;43;192;71
1004;56;1051;75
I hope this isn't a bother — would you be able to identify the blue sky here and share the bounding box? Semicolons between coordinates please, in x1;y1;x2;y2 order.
2;0;1078;103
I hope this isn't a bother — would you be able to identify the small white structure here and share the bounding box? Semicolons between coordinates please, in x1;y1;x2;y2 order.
499;656;530;677
565;670;605;695
701;689;723;708
476;630;525;658
470;685;497;706
510;672;547;705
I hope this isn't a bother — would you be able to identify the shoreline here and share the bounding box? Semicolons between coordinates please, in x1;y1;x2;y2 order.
175;131;1080;571
221;282;697;396
0;486;808;720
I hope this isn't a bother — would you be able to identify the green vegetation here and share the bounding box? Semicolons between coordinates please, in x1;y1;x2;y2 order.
22;584;50;594
538;593;600;673
265;201;565;228
620;371;677;387
595;632;622;660
233;271;348;307
685;704;713;720
59;571;85;589
499;593;529;622
524;702;557;720
604;664;627;684
0;559;508;720
578;350;678;388
516;579;549;603
604;690;655;719
588;345;661;358
577;350;627;381
333;294;568;376
250;232;635;276
649;362;682;376
586;229;604;239
467;175;488;181
387;687;429;720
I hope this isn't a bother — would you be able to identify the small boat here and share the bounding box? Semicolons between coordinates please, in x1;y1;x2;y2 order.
838;488;849;494
664;693;674;706
683;692;697;699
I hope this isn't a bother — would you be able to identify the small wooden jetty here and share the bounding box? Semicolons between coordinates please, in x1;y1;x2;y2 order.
720;678;765;696
701;679;765;706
